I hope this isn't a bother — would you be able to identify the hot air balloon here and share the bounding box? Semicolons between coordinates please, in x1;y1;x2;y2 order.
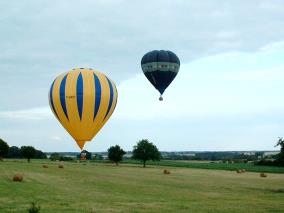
48;68;118;150
141;50;180;101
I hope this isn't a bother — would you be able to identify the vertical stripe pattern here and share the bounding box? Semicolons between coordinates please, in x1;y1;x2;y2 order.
76;73;84;120
93;73;101;121
49;80;59;119
59;74;69;120
104;77;114;120
48;68;118;150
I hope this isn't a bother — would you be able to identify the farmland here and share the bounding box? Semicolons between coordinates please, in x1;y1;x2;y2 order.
0;160;284;213
122;160;284;174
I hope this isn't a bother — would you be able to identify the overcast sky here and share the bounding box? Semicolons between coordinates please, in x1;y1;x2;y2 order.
1;0;284;152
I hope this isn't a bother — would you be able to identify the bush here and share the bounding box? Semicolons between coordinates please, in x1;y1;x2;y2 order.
255;159;277;166
59;156;74;161
28;202;40;213
49;153;73;161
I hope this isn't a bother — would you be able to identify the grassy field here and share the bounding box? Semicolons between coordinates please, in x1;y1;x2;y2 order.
121;160;284;174
0;160;284;213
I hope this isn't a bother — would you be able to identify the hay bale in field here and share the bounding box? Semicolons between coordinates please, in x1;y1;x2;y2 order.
271;188;284;193
42;164;48;168
58;161;64;168
163;169;170;174
260;173;267;178
241;169;246;173
13;173;23;182
236;170;242;173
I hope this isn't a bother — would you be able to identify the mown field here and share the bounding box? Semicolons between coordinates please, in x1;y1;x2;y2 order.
121;160;284;174
0;160;284;213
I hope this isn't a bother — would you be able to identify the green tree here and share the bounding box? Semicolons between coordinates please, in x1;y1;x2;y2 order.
6;146;22;158
49;152;61;161
132;139;161;167
21;146;36;163
275;137;284;166
35;150;47;159
108;145;126;165
0;138;9;160
28;202;40;213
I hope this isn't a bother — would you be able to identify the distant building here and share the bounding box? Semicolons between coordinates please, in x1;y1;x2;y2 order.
102;154;108;160
240;152;255;156
263;151;279;157
124;153;132;158
182;153;196;157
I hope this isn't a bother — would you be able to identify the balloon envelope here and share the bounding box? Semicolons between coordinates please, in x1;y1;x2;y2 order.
48;68;118;149
141;50;180;99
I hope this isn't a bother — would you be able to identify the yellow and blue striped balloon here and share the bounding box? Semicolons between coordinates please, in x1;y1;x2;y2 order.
48;68;118;150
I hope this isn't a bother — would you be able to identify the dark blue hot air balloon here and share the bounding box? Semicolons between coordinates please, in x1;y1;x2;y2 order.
141;50;180;101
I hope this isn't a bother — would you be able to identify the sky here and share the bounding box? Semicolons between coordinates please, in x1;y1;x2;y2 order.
1;0;284;152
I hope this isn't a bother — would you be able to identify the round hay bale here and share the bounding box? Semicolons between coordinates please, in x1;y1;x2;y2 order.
241;169;246;173
236;170;242;173
260;173;267;178
58;164;64;169
13;173;23;182
42;164;48;168
163;169;170;174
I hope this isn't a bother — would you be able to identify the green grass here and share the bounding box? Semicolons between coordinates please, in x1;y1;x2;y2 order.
0;159;284;213
120;160;284;173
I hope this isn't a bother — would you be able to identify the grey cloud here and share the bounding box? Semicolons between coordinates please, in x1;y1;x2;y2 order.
1;0;284;109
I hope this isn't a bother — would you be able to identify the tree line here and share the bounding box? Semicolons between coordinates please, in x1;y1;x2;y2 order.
2;136;283;167
162;152;264;161
0;138;161;167
49;139;161;167
255;138;284;167
106;140;161;167
0;138;47;162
